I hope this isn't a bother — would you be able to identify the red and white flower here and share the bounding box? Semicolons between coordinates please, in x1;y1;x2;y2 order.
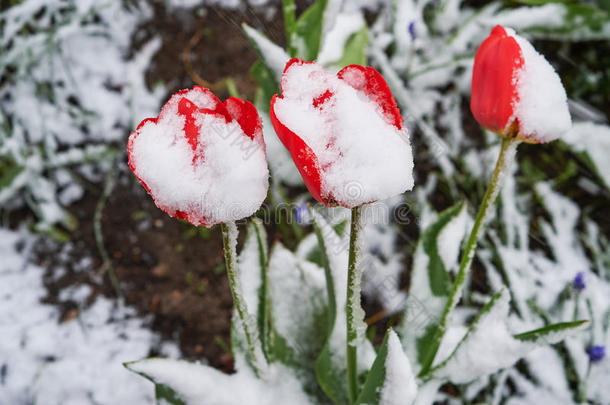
128;86;269;226
471;25;571;143
270;58;414;208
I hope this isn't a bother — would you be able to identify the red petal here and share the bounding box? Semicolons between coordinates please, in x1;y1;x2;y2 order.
270;94;326;205
338;64;404;130
178;98;203;152
470;25;524;134
224;97;263;141
312;89;334;109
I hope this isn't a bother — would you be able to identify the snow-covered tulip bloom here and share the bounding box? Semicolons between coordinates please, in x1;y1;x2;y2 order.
471;25;571;143
128;86;269;226
270;58;414;208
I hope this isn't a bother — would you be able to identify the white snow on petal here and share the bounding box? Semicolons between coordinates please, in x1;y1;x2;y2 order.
506;28;572;142
130;102;269;226
274;62;414;207
380;331;418;405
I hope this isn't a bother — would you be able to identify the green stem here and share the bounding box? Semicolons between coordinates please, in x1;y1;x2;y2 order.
419;137;520;377
346;205;365;404
221;222;263;376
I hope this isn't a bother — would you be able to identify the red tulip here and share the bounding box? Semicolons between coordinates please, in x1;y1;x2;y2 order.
270;59;414;208
128;86;269;226
471;25;571;143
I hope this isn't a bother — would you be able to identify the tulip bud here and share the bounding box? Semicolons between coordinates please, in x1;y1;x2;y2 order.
471;25;571;143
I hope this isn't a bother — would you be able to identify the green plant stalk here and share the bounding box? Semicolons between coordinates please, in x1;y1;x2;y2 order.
346;205;365;404
221;221;263;376
419;137;520;376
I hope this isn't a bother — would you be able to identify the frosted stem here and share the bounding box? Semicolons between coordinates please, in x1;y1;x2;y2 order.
419;137;520;377
346;205;365;404
221;221;262;376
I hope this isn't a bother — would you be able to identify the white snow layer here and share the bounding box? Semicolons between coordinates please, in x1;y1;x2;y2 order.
506;28;572;143
127;358;313;405
0;229;178;404
274;62;414;207
129;89;269;226
380;331;418;405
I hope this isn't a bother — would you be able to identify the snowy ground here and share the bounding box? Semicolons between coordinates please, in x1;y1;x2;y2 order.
0;229;179;404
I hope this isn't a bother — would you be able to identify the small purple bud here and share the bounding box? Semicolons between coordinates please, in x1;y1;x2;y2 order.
408;21;416;40
573;272;586;291
294;205;309;225
587;345;605;363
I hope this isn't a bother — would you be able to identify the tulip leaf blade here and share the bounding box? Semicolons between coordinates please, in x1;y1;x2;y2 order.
513;320;588;342
333;25;368;68
294;0;327;60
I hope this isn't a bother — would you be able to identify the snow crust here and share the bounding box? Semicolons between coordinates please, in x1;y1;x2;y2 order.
274;62;414;207
130;90;269;226
506;28;572;142
380;331;418;405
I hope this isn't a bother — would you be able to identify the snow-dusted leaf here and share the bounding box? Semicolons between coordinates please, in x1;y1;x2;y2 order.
311;210;376;405
401;201;468;374
356;330;417;405
232;220;269;368
125;358;313;405
242;24;290;83
317;12;368;67
266;243;328;395
501;3;610;41
513;320;588;343
562;122;610;189
429;289;586;384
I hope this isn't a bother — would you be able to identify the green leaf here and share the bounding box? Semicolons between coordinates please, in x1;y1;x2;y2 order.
0;163;24;194
514;320;588;342
251;60;279;112
356;330;418;405
282;0;297;56
401;201;467;373
294;0;328;60
332;25;368;68
242;23;289;81
355;332;391;405
125;359;187;405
